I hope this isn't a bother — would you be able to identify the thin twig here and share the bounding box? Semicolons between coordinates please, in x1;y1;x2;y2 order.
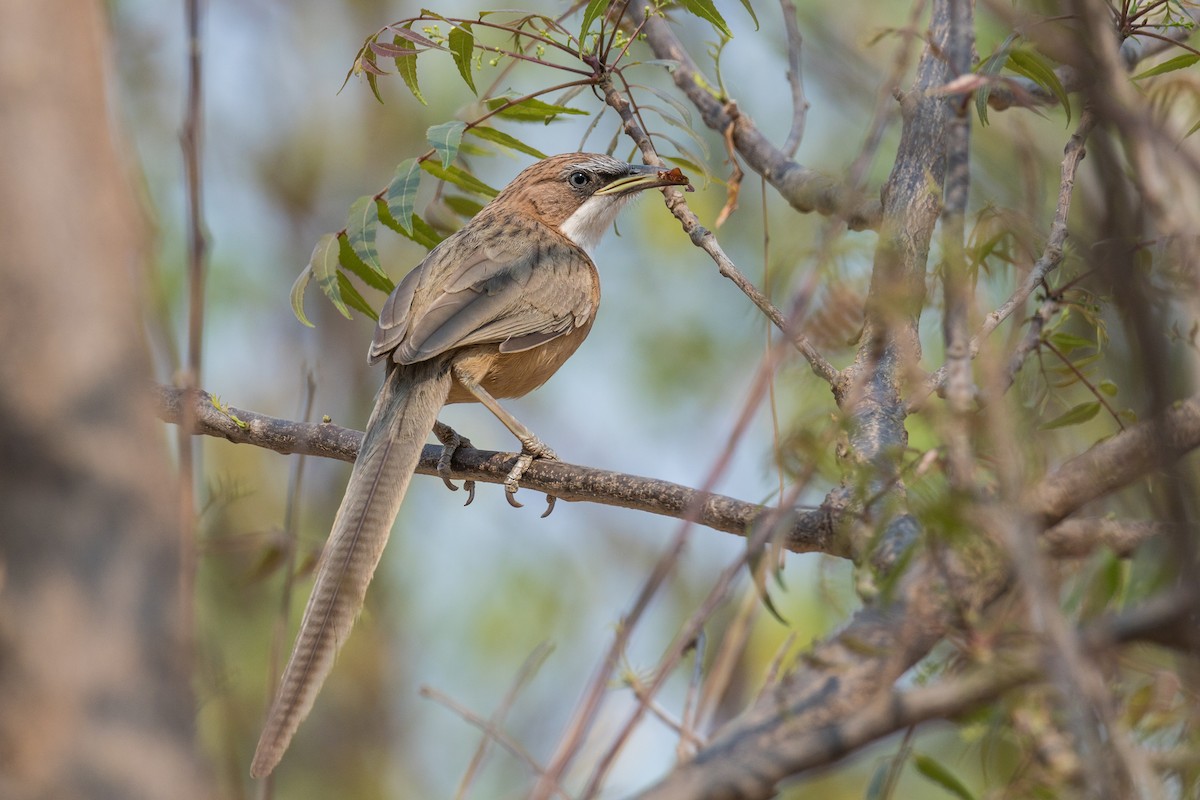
420;686;567;798
177;0;207;667
939;0;975;486
596;73;838;384
455;642;555;800
919;111;1096;406
778;0;809;157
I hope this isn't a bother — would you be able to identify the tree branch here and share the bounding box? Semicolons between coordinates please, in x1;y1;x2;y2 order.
640;10;882;231
596;73;839;385
153;383;846;557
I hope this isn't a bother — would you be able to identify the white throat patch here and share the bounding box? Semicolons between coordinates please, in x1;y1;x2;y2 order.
558;193;635;255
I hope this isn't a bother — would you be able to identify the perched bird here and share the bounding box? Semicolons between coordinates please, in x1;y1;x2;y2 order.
251;153;691;778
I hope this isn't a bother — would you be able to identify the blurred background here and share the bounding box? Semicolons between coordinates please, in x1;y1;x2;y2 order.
15;0;1157;796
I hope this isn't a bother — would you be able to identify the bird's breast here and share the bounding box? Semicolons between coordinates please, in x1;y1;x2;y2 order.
446;313;597;404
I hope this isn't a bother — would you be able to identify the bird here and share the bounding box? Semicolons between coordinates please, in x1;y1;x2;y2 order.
251;153;692;778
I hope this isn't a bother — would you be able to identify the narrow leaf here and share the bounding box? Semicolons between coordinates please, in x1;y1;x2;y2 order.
737;0;759;30
427;121;466;169
359;54;388;76
680;0;731;38
1040;401;1101;430
379;209;444;249
974;33;1018;126
420;160;499;198
346;195;384;276
1007;49;1071;123
337;229;394;294
448;24;477;94
1048;332;1095;353
466;125;548;158
442;195;485;219
386;158;421;235
1134;53;1200;80
386;25;439;49
580;0;609;46
365;71;384;104
336;272;379;321
486;96;588;123
290;266;315;327
913;754;975;800
395;49;426;105
311;233;351;319
369;40;416;58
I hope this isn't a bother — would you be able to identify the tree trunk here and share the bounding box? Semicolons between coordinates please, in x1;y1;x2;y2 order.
0;1;211;796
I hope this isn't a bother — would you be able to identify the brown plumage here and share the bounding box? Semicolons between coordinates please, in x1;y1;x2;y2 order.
251;153;690;778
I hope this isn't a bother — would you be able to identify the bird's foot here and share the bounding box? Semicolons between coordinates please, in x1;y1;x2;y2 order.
505;435;557;516
433;421;476;506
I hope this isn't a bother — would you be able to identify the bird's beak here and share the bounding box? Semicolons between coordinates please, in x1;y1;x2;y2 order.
595;164;694;196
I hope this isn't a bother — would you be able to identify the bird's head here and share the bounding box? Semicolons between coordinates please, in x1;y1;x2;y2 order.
493;153;692;254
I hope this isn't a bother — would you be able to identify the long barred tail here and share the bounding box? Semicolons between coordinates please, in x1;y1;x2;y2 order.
251;359;451;778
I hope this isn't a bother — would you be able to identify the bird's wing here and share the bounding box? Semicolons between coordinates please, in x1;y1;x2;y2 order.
369;231;596;365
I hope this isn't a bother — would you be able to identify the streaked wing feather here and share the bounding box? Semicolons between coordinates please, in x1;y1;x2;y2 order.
388;239;594;364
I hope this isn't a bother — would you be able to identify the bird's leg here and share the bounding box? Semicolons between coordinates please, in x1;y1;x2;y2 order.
432;420;475;506
451;364;558;515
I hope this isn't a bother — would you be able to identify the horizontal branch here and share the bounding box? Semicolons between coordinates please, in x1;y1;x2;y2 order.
153;384;846;557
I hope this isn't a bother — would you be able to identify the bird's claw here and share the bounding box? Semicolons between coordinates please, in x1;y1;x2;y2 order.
504;438;558;514
434;422;473;494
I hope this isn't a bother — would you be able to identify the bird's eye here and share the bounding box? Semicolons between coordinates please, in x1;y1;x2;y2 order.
568;171;590;188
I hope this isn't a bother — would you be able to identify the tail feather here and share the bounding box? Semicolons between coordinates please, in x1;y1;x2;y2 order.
251;360;451;778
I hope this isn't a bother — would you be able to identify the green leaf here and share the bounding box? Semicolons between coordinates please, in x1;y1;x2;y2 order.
737;0;759;29
1040;401;1101;430
378;208;444;249
680;0;731;38
365;70;384;104
485;96;588;123
448;24;477;94
310;233;350;319
1007;48;1071;123
580;0;609;46
747;543;788;626
1186;117;1200;139
337;228;394;294
336;272;379;321
427;121;466;169
1048;332;1095;353
466;125;548;158
442;195;485;219
346;195;384;276
1098;379;1119;397
974;33;1018;126
1133;53;1200;80
290;266;314;327
914;754;975;800
420;160;499;197
385;159;421;235
395;48;426;105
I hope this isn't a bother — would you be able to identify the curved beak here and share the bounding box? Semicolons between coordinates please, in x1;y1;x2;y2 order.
595;163;694;196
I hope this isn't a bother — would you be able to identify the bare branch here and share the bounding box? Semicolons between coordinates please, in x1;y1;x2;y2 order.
920;111;1096;405
1043;518;1165;559
640;11;882;230
778;0;808;157
597;73;839;385
153;383;845;556
636;589;1196;799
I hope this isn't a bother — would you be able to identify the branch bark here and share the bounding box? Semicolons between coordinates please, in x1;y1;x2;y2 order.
153;384;846;557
